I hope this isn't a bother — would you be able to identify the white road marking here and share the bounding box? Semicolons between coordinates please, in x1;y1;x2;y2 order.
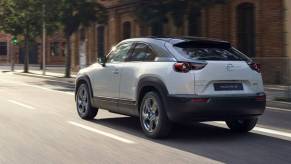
214;121;291;139
68;121;136;144
8;100;35;110
265;87;286;91
254;127;291;138
267;107;291;112
19;83;74;96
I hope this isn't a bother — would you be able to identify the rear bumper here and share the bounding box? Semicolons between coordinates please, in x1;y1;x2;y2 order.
166;94;266;123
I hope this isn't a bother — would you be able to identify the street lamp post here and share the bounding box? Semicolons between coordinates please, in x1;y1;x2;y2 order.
42;3;46;75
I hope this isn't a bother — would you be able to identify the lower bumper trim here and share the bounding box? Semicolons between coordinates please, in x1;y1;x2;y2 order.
166;95;266;122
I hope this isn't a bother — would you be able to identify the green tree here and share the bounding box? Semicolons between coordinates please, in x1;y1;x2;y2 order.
135;0;229;34
0;0;60;73
58;0;107;78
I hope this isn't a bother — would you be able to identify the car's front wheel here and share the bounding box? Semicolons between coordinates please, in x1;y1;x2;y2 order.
140;91;172;138
226;118;258;132
76;83;98;120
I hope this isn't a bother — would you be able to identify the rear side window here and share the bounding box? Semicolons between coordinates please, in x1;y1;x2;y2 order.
174;41;250;61
128;43;156;62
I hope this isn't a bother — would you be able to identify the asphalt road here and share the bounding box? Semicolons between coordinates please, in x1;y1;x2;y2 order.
0;71;291;164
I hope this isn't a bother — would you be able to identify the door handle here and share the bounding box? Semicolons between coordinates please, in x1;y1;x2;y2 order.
113;69;119;74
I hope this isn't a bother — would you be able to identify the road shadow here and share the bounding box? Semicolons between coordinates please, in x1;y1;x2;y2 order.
27;79;75;92
90;116;291;164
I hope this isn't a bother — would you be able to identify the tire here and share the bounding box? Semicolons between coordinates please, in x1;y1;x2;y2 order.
139;91;172;138
226;118;258;133
76;83;98;120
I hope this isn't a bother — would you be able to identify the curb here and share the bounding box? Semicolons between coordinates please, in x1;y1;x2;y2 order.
13;72;76;84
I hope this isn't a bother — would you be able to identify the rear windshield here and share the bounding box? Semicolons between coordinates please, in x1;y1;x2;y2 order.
173;42;250;61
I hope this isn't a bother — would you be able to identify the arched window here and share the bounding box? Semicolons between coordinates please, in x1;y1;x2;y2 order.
151;23;164;36
97;26;105;58
188;9;202;36
123;21;131;39
237;3;256;57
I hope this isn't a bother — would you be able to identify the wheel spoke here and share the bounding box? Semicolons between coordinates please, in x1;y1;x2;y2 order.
77;86;89;114
145;100;151;111
142;111;149;119
82;89;86;100
149;120;155;131
151;101;157;113
142;96;160;133
80;104;84;113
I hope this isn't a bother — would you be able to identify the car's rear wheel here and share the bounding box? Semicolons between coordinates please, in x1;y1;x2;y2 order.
140;91;172;138
76;83;98;120
226;118;258;132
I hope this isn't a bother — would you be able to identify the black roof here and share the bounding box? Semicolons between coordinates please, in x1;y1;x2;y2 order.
145;36;229;44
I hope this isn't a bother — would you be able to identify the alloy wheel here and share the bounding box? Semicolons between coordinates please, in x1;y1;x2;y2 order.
77;85;89;114
142;97;160;133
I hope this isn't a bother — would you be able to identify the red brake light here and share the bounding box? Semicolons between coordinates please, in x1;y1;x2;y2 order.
174;62;191;73
256;95;266;102
174;62;207;73
192;98;209;103
249;63;261;73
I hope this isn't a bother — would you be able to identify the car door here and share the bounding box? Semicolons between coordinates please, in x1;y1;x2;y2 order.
118;42;158;116
90;42;133;111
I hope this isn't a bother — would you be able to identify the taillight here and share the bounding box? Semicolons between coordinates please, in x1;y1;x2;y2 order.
192;98;209;103
249;63;261;73
174;62;207;73
256;93;266;102
174;62;191;73
256;95;266;101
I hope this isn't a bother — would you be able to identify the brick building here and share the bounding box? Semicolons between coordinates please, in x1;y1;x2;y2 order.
71;0;289;84
0;33;14;65
0;32;66;66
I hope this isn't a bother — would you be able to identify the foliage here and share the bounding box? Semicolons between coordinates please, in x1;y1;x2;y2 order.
135;0;229;28
0;0;60;41
0;0;62;72
0;0;108;76
56;0;108;77
58;0;108;38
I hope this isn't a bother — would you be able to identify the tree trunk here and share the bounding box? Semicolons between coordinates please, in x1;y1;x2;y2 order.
65;35;72;78
24;35;29;73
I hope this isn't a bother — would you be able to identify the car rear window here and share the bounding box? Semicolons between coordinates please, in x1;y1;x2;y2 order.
173;41;250;61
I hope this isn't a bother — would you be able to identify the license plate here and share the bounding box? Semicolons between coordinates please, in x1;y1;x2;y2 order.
214;83;243;91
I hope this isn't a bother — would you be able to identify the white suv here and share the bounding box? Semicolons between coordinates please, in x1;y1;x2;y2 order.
75;37;266;138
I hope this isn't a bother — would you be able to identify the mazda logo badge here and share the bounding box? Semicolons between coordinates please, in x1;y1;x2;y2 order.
225;64;234;71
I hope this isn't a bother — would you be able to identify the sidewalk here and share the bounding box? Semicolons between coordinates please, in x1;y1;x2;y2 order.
265;85;291;109
14;70;76;84
0;65;76;83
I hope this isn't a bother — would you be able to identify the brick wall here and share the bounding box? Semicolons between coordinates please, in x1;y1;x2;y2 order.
72;0;287;84
204;0;286;84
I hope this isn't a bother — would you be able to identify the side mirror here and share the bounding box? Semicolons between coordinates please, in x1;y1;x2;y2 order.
98;56;106;67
